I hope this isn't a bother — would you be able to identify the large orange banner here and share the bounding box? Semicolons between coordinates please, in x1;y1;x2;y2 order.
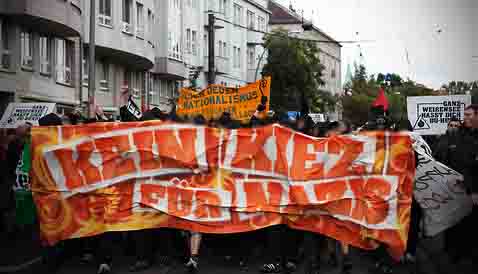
30;122;414;259
176;77;271;122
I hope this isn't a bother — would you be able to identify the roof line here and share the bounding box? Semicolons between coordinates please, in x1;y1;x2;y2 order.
269;0;340;45
244;0;272;15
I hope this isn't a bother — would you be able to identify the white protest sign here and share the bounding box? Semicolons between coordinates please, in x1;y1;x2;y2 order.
0;103;56;128
410;133;473;237
407;95;471;135
127;96;142;119
309;113;326;123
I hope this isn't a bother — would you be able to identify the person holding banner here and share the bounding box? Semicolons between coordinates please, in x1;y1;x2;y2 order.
434;104;478;265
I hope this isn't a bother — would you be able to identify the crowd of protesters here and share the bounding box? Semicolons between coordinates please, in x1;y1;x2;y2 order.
0;101;476;274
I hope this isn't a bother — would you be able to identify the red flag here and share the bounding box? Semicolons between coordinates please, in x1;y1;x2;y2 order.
372;88;389;112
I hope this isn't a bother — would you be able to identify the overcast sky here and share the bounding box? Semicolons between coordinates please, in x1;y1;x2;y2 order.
276;0;476;89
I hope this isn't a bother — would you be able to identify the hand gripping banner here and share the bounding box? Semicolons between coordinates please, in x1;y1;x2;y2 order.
30;122;415;259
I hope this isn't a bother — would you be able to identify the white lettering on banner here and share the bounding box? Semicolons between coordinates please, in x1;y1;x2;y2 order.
130;176;399;230
42;124;377;196
407;95;472;135
411;134;473;237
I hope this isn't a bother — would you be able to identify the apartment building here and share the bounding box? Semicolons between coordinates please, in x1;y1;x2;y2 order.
0;0;83;116
268;0;342;119
0;0;269;117
149;0;270;111
80;0;157;117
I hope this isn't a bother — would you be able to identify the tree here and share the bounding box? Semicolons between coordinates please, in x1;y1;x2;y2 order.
262;29;330;113
442;80;474;95
341;66;434;127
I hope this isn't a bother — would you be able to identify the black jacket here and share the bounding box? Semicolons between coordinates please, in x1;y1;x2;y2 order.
434;127;478;193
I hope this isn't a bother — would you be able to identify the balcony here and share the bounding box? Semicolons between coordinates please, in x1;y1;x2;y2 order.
203;56;229;75
0;0;82;37
153;57;186;80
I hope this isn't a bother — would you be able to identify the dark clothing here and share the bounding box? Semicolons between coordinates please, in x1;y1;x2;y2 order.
434;128;477;262
406;198;421;256
434;128;478;193
264;225;301;263
303;232;324;273
2;140;24;210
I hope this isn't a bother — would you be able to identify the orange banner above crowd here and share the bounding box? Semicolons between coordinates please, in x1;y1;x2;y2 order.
176;77;271;122
30;121;415;259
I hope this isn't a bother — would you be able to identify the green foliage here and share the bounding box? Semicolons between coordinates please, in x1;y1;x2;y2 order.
262;29;332;113
341;65;434;127
442;81;478;104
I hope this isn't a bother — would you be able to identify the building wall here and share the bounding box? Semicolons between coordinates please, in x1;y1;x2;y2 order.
196;0;270;89
148;0;270;110
0;14;81;111
0;0;270;118
0;0;82;36
82;0;156;113
270;23;342;96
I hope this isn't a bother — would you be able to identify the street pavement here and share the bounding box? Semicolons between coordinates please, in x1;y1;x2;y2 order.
3;232;474;274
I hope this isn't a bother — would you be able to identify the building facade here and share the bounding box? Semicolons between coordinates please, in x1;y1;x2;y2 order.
149;0;270;112
268;0;342;119
0;0;83;116
0;0;269;118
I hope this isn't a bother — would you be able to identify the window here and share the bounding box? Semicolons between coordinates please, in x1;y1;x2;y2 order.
150;75;161;105
207;0;214;11
186;29;191;53
167;80;178;98
233;46;241;68
99;59;109;91
218;40;222;57
136;2;144;38
247;46;255;66
232;46;236;67
122;0;132;23
247;10;255;29
99;0;112;26
223;42;227;58
192;30;197;56
147;9;153;42
203;34;208;56
0;19;12;70
169;31;181;60
39;36;51;75
160;80;167;97
168;0;182;60
238;47;241;68
167;80;173;98
233;4;242;25
21;30;33;69
56;38;73;85
123;70;132;93
258;16;266;32
82;48;89;86
187;0;197;8
133;72;144;98
219;0;227;14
